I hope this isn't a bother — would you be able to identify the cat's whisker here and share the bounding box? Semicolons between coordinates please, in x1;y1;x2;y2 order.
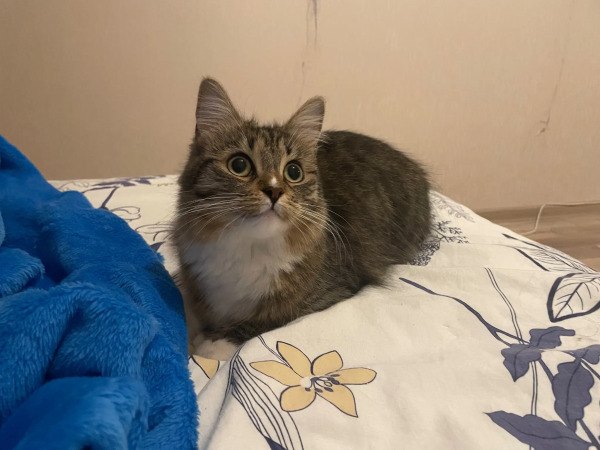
175;206;238;233
176;196;245;213
324;205;358;234
176;198;245;217
184;206;243;229
288;215;316;248
178;192;244;204
297;204;351;264
318;217;349;263
218;213;246;241
175;205;245;236
177;200;242;217
178;194;245;208
295;209;345;263
192;206;246;238
304;206;351;246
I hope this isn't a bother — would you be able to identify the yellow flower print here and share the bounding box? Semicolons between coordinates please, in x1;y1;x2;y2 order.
192;354;220;379
250;341;376;417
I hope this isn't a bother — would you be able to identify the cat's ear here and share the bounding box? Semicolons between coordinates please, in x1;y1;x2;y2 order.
195;78;242;140
285;96;325;147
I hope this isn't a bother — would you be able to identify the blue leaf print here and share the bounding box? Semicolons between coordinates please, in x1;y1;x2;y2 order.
109;206;141;222
548;273;600;322
529;327;575;349
88;176;162;188
410;219;468;266
552;359;595;431
572;345;600;364
429;192;475;222
501;345;541;381
503;234;594;274
150;242;163;251
95;180;135;187
134;177;153;185
487;412;590;450
504;234;600;322
401;277;600;447
266;437;288;450
135;222;171;242
500;328;575;381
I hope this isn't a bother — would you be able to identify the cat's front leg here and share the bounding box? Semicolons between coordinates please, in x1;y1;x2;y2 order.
177;276;237;359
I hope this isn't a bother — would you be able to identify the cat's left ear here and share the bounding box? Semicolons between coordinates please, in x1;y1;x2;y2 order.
195;78;242;141
285;96;325;148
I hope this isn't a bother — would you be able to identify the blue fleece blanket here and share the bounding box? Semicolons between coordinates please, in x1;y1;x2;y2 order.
0;136;197;449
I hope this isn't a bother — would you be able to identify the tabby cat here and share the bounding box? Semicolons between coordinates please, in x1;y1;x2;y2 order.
175;78;431;357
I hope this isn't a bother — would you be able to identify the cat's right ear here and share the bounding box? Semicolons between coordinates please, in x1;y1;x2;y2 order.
195;78;242;141
285;96;325;148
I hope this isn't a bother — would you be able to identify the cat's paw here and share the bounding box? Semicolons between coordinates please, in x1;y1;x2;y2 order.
195;338;238;361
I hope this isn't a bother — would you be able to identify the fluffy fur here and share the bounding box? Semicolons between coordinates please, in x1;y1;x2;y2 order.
0;135;197;448
175;78;431;347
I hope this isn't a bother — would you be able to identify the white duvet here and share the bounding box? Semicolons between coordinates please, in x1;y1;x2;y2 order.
52;175;600;450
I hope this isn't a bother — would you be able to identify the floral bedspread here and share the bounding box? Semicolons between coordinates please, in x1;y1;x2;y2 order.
51;175;600;450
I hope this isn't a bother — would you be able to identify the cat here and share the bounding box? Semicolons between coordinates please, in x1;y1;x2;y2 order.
174;78;431;358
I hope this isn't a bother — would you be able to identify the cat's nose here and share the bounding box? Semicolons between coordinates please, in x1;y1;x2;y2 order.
262;187;283;204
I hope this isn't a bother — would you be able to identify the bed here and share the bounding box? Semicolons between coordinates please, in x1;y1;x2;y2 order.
50;174;600;449
2;135;599;449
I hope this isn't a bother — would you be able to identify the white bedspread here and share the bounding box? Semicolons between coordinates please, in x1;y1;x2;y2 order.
52;175;600;450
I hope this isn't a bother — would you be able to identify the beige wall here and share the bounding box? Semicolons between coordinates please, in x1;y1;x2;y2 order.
1;0;599;210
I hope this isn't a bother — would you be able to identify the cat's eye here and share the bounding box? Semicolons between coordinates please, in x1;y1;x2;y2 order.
227;155;252;177
284;163;303;182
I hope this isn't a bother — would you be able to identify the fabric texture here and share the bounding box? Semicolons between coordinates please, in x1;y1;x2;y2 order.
0;136;197;449
50;173;600;450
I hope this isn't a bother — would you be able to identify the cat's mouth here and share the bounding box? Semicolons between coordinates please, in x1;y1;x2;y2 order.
251;202;285;221
256;208;282;219
238;204;287;237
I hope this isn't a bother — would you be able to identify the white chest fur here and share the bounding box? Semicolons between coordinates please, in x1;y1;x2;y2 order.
181;216;297;322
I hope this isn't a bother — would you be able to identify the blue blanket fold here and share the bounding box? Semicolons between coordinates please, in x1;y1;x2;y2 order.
0;135;198;449
0;247;43;297
1;377;149;450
